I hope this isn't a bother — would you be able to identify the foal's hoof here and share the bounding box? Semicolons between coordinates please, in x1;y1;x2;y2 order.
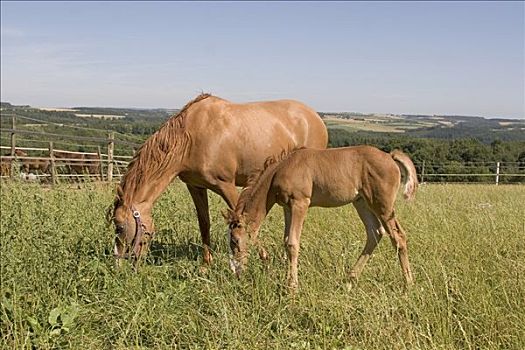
286;280;299;295
346;274;359;291
345;281;356;292
198;265;210;275
258;248;269;261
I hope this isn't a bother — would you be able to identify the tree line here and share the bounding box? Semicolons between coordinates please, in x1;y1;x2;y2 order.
329;128;525;183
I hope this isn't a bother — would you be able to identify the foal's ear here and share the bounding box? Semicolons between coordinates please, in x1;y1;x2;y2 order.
221;208;236;222
104;204;114;227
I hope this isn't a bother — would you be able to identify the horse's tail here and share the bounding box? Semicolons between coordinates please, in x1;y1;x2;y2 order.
391;150;418;201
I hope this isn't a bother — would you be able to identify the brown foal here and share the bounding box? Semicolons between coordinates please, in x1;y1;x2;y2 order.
226;145;418;290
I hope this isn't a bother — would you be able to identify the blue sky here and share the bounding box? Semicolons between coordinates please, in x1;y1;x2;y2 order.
1;1;523;118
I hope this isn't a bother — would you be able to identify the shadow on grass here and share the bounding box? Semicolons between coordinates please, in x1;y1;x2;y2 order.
145;229;204;266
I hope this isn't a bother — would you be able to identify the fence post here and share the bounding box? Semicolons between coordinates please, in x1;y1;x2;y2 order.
49;142;56;185
10;115;16;156
97;146;104;181
107;132;114;182
10;116;16;179
421;160;425;184
495;161;500;185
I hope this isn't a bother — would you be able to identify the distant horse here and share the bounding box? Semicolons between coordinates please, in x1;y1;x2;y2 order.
0;157;11;177
109;93;328;265
15;149;50;175
53;150;100;177
225;146;418;290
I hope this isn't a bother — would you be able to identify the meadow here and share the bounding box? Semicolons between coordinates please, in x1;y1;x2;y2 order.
1;181;524;349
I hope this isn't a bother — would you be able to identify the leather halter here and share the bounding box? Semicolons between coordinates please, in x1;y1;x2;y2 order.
114;206;154;260
131;206;145;257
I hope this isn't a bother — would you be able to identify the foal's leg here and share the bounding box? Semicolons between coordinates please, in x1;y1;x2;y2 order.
186;185;213;265
284;198;310;290
349;199;384;283
380;213;414;286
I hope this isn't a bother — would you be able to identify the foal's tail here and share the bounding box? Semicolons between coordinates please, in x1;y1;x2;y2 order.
391;150;418;201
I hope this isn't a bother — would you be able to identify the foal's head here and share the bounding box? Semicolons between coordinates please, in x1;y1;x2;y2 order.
223;209;249;275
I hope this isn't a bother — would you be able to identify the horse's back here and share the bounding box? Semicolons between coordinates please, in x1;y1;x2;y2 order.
180;96;328;185
272;146;401;206
188;97;326;144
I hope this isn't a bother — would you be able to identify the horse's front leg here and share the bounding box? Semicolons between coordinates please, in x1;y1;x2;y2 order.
186;184;213;265
284;198;310;291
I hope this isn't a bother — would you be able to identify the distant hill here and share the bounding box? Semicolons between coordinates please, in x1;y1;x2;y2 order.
319;112;525;143
1;101;523;144
2;102;524;182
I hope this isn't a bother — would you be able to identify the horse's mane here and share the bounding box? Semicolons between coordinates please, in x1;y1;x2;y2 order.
117;93;212;207
235;147;304;217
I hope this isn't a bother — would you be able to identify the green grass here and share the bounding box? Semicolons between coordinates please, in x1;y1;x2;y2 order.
1;181;524;349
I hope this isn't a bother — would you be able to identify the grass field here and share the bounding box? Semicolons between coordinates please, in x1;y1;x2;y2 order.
1;181;524;349
323;117;437;134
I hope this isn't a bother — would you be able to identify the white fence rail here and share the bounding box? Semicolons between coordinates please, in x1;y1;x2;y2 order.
2;152;525;184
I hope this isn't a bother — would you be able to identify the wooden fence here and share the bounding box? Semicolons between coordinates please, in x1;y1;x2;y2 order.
0;146;133;183
2;147;524;184
1;114;524;184
1;114;141;183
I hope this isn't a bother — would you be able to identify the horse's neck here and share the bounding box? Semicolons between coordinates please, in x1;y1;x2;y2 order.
131;174;178;211
121;120;191;212
121;163;180;213
242;164;279;229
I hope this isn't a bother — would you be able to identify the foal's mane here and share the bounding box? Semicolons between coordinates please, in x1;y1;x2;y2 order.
117;93;212;206
235;147;303;217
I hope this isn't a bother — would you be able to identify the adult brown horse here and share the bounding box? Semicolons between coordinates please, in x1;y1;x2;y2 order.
0;157;11;177
15;149;50;175
53;150;100;176
110;93;328;265
225;146;418;290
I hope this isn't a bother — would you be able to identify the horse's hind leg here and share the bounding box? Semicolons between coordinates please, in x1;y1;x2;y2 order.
349;199;384;284
187;184;213;265
380;213;414;286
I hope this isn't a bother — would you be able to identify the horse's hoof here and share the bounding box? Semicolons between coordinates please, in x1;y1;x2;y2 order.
198;265;210;275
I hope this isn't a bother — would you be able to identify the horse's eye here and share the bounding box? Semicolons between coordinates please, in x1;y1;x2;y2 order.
116;224;125;232
229;222;241;229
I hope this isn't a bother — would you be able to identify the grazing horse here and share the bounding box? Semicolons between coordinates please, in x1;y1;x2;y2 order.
109;93;328;265
53;150;100;176
225;146;418;290
15;149;50;175
0;157;11;177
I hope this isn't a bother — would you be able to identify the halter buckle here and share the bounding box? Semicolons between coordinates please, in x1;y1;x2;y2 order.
132;210;140;218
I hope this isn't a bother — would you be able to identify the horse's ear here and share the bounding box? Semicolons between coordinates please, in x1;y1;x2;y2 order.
106;185;123;227
116;185;124;200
